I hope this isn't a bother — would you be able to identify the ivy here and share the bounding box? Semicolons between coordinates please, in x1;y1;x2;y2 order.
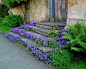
5;0;27;8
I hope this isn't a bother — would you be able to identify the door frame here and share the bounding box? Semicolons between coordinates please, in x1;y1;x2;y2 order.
49;0;68;22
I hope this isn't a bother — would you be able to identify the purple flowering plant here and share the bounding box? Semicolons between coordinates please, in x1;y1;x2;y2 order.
6;20;69;65
29;21;37;26
56;29;68;48
40;20;47;22
6;32;55;64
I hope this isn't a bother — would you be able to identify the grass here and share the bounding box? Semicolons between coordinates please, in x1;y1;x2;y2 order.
57;61;86;69
0;23;15;34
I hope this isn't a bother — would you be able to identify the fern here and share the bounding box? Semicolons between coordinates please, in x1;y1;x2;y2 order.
62;21;86;52
71;47;84;52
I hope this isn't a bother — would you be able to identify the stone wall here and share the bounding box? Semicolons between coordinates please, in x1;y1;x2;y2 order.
26;0;49;22
12;3;25;19
12;0;49;23
67;0;86;25
0;0;4;4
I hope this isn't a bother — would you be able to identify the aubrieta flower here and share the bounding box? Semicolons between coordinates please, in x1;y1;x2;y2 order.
6;33;20;42
25;32;31;38
29;21;37;26
6;21;66;65
40;20;47;22
11;27;19;33
56;29;68;48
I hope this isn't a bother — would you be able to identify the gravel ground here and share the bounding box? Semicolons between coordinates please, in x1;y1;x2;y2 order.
0;33;56;69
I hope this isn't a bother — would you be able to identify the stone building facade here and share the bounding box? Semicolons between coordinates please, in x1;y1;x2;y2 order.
0;0;4;4
26;0;49;22
12;0;49;23
11;0;86;25
12;3;26;19
67;0;86;25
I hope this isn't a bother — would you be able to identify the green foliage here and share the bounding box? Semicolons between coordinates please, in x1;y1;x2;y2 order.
0;17;3;23
50;49;73;67
0;23;15;34
69;61;86;69
5;0;27;8
62;20;86;52
2;15;24;27
48;27;58;37
49;39;59;48
0;4;9;17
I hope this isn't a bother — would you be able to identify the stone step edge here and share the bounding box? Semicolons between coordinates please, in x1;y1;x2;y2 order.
28;26;49;36
35;22;66;27
8;31;54;47
35;24;65;29
11;29;52;41
7;32;55;52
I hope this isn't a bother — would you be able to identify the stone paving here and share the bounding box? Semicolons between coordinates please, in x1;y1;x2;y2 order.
0;33;57;69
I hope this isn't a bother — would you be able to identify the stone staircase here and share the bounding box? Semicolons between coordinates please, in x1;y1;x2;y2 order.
6;22;66;52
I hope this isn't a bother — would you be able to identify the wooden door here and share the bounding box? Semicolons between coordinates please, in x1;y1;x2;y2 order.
55;0;68;22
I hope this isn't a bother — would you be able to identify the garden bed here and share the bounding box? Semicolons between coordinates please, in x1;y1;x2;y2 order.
3;20;86;69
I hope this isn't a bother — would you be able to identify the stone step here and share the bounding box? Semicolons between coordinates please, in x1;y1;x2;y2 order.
37;47;58;52
6;32;21;41
19;38;54;52
35;22;66;29
37;47;53;52
8;32;37;46
7;32;56;52
25;31;51;41
20;38;37;45
8;32;20;36
10;29;53;46
28;25;50;36
13;29;52;41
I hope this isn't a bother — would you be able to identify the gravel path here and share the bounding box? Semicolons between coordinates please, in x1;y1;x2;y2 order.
0;33;56;69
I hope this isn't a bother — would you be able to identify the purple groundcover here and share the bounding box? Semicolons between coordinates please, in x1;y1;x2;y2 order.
6;20;69;64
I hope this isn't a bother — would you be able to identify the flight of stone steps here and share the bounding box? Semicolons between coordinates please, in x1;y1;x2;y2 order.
6;22;66;52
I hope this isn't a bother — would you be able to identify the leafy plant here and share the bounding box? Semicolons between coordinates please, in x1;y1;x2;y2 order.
62;20;86;52
49;39;59;48
0;17;3;23
2;15;24;27
48;27;58;37
0;4;8;18
50;49;73;67
5;0;27;8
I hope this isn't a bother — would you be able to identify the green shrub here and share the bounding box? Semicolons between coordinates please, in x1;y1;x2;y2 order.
62;20;86;52
0;17;3;23
2;15;24;27
0;4;8;18
50;49;73;67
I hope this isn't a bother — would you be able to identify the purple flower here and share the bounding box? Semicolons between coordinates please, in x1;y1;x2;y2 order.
59;29;68;33
11;27;19;33
5;33;10;38
26;32;31;38
29;21;36;26
40;20;47;22
55;29;68;48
